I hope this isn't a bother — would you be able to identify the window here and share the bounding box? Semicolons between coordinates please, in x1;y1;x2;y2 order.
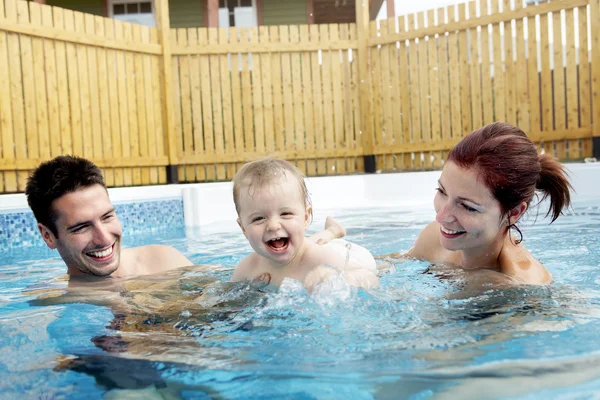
218;0;257;28
110;0;155;27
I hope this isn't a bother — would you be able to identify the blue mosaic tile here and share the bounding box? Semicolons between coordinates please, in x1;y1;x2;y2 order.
0;199;184;249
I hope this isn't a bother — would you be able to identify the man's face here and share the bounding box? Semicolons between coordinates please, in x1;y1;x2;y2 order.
39;184;123;277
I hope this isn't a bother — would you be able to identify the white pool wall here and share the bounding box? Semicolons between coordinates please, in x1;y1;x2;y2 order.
0;163;597;227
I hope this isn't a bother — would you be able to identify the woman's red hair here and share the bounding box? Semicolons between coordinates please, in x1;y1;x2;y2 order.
447;122;572;224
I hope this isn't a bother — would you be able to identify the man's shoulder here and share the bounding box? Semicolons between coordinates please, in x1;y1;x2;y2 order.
122;244;192;273
123;244;174;258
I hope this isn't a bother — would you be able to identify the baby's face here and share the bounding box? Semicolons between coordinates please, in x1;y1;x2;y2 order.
237;173;310;266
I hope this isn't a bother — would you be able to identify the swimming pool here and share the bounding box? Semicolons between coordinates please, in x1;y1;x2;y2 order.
1;164;599;399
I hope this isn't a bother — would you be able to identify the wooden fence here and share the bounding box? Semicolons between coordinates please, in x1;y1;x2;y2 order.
0;0;598;192
369;0;597;172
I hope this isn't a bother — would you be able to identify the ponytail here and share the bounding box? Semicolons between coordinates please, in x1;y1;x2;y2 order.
536;153;573;222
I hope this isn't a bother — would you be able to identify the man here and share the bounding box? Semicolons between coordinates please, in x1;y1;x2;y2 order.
26;155;192;279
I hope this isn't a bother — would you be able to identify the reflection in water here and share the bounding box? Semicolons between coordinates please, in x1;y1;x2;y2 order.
18;214;600;398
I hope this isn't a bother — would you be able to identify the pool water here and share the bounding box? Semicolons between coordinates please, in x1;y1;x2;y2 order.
1;199;599;399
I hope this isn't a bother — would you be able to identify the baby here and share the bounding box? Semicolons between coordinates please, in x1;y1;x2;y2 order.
231;158;379;291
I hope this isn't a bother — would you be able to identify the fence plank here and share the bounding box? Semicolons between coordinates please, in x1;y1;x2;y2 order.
105;18;123;186
339;23;354;173
150;28;164;183
251;26;266;168
481;2;494;125
527;2;541;135
503;0;517;127
331;23;346;174
553;10;567;159
290;25;306;174
199;27;216;180
320;25;335;175
578;4;592;157
469;0;483;131
239;28;254;173
396;16;410;169
428;9;442;169
17;2;37;190
210;27;226;180
448;7;462;140
457;3;472;137
171;43;183;180
176;28;193;182
172;32;184;181
503;0;516;126
93;15;114;186
221;27;236;179
73;12;93;160
299;24;316;175
0;0;4;192
132;25;150;185
141;27;158;184
379;18;394;171
188;28;204;181
51;8;71;156
540;9;553;154
231;27;245;171
515;0;530;132
30;3;50;168
492;0;506;122
385;17;400;170
0;6;15;191
437;8;451;166
408;15;421;170
123;23;141;184
418;11;432;169
198;28;218;181
85;14;102;166
565;8;579;159
309;25;327;174
114;21;132;185
320;24;335;175
370;22;384;172
347;23;360;173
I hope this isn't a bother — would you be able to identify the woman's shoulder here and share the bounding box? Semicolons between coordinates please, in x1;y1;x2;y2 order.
407;221;444;260
499;241;553;285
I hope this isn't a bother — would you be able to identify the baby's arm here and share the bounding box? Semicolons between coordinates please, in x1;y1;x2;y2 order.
231;255;254;282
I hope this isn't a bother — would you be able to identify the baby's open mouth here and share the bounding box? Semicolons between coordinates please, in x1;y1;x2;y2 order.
267;237;289;251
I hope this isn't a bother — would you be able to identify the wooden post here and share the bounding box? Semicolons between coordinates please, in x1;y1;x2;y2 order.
386;0;395;18
154;0;178;182
257;0;264;25
591;0;600;158
355;0;375;172
207;0;219;27
307;0;315;24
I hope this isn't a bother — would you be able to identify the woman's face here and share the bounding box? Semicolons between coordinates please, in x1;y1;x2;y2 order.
433;161;508;254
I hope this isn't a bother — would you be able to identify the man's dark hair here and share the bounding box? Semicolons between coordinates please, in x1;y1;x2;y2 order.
25;155;106;236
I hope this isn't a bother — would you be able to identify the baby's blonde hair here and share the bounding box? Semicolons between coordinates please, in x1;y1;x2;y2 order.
232;158;312;216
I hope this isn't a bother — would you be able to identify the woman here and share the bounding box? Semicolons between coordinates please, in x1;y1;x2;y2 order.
406;122;572;285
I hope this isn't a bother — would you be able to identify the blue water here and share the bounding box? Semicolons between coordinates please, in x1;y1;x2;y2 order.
1;199;599;399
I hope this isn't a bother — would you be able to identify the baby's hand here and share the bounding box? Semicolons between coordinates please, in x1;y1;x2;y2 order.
249;272;272;290
304;265;336;292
